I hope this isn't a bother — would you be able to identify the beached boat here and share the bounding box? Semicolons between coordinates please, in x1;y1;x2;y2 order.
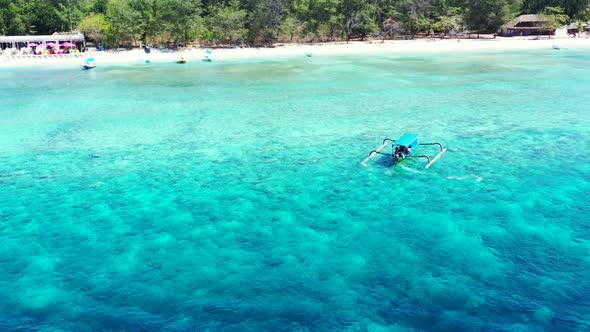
202;49;213;62
83;58;96;70
362;133;446;168
178;57;187;64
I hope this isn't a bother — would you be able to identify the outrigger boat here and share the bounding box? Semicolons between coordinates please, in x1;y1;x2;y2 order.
362;133;446;168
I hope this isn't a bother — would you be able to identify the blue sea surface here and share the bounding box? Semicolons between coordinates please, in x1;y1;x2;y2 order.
1;49;589;331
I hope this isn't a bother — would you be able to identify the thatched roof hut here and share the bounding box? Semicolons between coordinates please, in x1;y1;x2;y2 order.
566;22;588;34
501;15;553;36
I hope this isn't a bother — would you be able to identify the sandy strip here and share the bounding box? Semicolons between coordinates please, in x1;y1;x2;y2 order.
1;37;589;67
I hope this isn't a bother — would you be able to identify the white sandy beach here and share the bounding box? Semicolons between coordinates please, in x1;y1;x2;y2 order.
1;37;589;67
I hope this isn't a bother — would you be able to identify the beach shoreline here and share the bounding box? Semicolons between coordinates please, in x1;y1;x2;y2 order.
1;37;590;67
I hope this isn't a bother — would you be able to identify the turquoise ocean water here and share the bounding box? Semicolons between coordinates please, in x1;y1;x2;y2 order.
1;49;589;331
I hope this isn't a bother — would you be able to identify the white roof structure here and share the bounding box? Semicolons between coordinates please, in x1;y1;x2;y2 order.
0;32;85;43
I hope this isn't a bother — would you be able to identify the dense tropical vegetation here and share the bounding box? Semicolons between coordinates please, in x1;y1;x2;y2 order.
1;0;589;46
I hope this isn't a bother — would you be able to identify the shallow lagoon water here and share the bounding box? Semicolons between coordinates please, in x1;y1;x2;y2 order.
1;50;589;331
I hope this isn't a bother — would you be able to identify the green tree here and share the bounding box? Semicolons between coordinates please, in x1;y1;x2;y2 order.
93;0;110;13
541;5;569;33
54;0;85;32
391;0;432;37
279;15;305;42
293;0;342;39
507;0;524;19
206;0;247;45
8;0;590;46
341;0;378;41
432;7;463;38
0;10;5;35
129;0;165;43
246;0;285;44
381;16;400;41
15;0;64;35
160;0;204;45
581;4;590;21
522;0;590;20
1;2;27;35
106;0;141;47
79;13;110;45
463;0;509;37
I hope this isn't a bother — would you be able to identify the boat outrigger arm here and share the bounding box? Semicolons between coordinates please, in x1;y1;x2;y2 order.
362;134;447;168
362;138;395;165
419;142;447;168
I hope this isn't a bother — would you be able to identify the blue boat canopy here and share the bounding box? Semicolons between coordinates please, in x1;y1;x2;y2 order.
85;58;95;62
395;133;418;147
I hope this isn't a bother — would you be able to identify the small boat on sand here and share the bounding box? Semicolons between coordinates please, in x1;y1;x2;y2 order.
362;133;446;168
177;57;187;64
202;49;213;62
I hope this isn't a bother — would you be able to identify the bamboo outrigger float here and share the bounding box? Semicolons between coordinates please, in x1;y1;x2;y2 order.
362;133;446;168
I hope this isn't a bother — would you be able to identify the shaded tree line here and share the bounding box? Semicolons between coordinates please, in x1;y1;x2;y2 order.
1;0;590;47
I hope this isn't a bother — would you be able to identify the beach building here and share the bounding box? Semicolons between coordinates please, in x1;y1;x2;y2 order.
0;32;85;51
566;22;589;35
501;15;553;36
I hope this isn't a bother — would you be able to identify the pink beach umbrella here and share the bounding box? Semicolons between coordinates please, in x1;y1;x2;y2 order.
46;42;58;47
28;42;39;47
61;42;76;47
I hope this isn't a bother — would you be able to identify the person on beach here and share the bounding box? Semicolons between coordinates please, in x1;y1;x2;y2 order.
394;146;405;160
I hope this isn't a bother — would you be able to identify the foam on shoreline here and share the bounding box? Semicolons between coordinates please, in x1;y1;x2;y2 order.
1;37;590;67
